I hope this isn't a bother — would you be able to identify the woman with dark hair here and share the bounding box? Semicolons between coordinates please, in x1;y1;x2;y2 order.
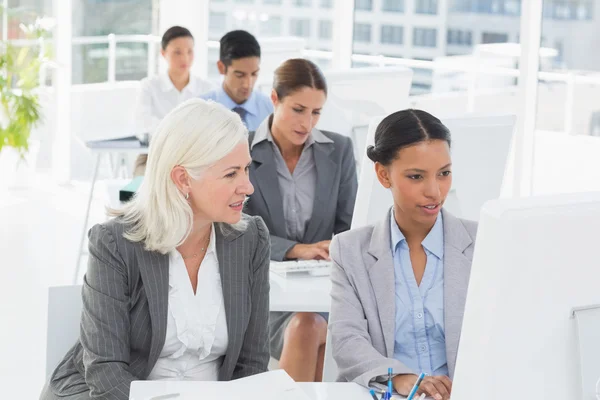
133;26;213;175
245;58;358;382
329;110;478;400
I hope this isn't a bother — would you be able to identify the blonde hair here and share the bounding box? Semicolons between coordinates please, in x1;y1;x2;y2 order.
110;98;248;254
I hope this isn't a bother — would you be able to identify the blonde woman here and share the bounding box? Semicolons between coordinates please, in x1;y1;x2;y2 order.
41;99;270;400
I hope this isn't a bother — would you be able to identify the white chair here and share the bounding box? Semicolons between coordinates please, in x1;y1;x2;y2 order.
46;285;83;377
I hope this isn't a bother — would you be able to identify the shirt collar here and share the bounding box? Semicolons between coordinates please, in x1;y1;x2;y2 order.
251;115;334;149
215;84;259;117
389;210;444;259
160;73;198;94
206;223;217;255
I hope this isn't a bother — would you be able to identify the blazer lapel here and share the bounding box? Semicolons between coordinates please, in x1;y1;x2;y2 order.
303;141;336;241
216;224;247;380
441;209;474;378
250;142;286;237
367;211;396;357
136;247;169;376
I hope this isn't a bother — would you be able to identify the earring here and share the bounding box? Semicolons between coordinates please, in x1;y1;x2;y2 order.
185;192;190;200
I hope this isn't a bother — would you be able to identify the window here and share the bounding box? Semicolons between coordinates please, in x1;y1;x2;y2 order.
382;0;404;12
554;40;564;64
415;0;438;14
355;0;373;11
381;25;404;45
353;23;372;43
293;0;312;6
413;57;434;77
263;0;282;4
413;27;437;47
260;16;282;37
318;20;333;40
209;11;227;35
481;31;509;44
290;18;311;38
320;0;333;7
449;0;521;15
234;0;254;3
70;0;154;84
543;0;593;20
447;29;473;46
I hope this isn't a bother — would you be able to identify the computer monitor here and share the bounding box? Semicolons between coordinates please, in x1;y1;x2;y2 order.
317;66;414;158
254;37;307;95
452;193;600;400
351;113;515;229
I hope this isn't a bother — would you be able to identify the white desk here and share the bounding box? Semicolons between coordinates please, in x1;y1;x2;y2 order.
129;381;372;400
269;272;331;313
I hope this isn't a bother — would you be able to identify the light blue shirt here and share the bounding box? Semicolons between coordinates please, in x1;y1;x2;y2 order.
390;211;448;377
200;85;273;132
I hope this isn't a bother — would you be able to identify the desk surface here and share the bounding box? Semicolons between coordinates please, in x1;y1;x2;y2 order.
269;272;331;313
85;136;149;155
129;381;375;400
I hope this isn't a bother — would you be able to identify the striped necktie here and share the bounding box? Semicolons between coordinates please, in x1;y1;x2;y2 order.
232;106;248;127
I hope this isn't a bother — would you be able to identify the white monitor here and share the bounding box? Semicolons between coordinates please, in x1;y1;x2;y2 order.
453;193;600;400
351;113;515;229
317;66;414;156
255;37;307;95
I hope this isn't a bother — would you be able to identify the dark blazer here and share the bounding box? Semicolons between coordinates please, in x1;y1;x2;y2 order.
245;127;358;261
42;215;271;400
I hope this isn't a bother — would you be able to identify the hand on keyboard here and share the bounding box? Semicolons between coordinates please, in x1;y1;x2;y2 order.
285;240;332;260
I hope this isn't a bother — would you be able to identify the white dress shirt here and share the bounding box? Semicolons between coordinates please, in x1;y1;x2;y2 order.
134;73;213;135
147;224;229;381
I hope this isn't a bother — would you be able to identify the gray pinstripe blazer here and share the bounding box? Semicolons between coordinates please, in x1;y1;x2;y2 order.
42;214;270;400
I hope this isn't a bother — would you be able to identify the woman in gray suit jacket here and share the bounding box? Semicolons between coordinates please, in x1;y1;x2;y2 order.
329;110;477;400
41;99;270;400
244;59;358;382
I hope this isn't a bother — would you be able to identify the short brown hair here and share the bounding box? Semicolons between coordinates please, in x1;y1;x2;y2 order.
273;58;327;100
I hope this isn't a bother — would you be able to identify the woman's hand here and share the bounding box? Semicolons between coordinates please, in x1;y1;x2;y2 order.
285;240;332;260
393;374;452;400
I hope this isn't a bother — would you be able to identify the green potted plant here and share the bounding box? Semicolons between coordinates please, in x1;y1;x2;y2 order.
0;5;52;188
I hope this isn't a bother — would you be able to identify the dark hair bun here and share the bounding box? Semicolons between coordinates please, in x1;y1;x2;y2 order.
366;145;379;163
371;109;451;166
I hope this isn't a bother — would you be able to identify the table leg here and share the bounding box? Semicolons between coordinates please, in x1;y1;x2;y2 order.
74;153;101;284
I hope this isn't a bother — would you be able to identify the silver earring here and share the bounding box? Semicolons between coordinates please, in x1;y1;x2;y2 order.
185;193;190;200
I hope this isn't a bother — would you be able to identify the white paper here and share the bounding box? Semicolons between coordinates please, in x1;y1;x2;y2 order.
137;370;311;400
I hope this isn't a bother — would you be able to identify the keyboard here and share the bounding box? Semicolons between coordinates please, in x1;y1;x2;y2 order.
270;260;332;277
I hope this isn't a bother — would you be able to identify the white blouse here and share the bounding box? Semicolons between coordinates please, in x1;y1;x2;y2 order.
134;73;214;136
147;224;229;381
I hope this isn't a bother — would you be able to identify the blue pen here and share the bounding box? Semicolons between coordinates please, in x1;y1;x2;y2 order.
369;389;379;400
387;368;393;399
407;372;426;400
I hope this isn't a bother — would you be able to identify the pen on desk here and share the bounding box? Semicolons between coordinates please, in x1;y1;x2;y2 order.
148;393;180;400
406;372;426;400
370;389;379;400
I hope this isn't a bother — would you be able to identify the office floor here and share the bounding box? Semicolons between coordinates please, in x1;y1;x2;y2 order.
0;173;106;398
